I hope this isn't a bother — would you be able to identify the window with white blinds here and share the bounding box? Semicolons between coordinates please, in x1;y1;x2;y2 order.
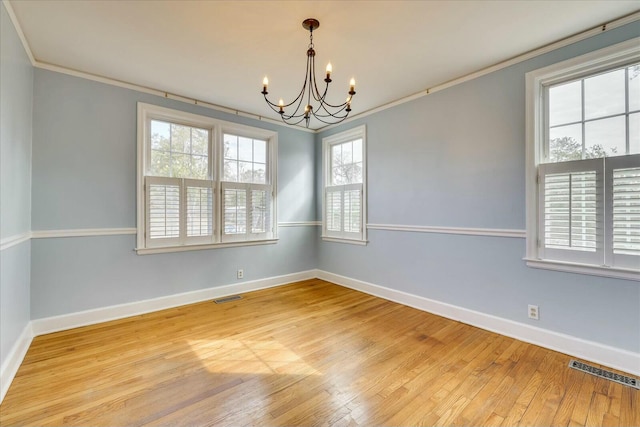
526;38;640;279
221;134;274;242
137;103;277;253
322;126;367;243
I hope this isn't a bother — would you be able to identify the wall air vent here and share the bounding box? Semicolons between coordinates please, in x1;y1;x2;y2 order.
569;360;639;389
214;295;242;304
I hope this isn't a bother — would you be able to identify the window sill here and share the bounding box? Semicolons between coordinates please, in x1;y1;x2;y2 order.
321;236;368;246
136;239;278;255
524;258;639;281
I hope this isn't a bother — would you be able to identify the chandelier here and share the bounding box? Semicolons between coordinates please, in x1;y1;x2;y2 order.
261;18;356;128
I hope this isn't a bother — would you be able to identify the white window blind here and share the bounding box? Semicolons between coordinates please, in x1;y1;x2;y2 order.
145;176;214;248
344;188;361;233
146;177;181;246
250;187;270;234
539;159;603;265
605;154;640;269
538;154;640;269
185;179;214;242
221;183;272;242
324;184;362;239
326;189;342;232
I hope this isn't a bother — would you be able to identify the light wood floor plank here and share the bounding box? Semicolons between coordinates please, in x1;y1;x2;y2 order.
0;279;637;426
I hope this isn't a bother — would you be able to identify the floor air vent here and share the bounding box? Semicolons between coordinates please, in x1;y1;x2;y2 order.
569;360;639;389
214;295;242;304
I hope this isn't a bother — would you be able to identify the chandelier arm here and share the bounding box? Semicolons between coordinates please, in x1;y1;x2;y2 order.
314;110;348;120
315;86;352;111
262;96;283;109
263;77;306;109
313;103;349;118
263;93;306;120
310;55;325;103
281;85;307;118
313;95;350;118
281;115;309;126
310;112;350;125
283;57;312;120
265;58;312;123
315;81;330;105
282;53;313;109
263;93;308;122
315;99;349;116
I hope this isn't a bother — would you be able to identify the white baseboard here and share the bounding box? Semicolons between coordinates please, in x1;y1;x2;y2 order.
1;322;34;403
31;270;317;336
316;270;640;377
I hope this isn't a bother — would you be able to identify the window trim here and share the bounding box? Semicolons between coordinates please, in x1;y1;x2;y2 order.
321;125;367;245
136;102;278;254
525;38;640;280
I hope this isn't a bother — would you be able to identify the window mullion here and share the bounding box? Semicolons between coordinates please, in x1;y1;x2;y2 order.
625;66;630;155
568;174;573;248
580;79;586;159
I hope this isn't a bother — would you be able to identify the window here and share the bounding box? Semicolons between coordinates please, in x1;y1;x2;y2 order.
137;103;277;254
322;125;367;244
526;38;640;280
221;133;271;242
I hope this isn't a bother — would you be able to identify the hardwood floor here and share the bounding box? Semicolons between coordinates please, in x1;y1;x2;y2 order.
1;279;637;426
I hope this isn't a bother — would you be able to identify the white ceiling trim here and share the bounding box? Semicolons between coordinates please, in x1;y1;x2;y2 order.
4;0;639;134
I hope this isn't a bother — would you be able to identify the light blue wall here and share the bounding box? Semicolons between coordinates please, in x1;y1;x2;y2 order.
30;69;317;318
317;22;640;353
0;2;32;363
31;70;317;230
31;228;317;318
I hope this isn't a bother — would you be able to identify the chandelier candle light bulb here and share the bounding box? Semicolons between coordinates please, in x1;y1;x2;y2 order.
261;18;357;128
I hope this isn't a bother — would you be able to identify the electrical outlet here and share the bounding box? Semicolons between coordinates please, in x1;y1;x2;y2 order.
528;304;539;320
237;269;244;279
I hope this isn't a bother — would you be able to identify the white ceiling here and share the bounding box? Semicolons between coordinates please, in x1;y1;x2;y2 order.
7;0;640;130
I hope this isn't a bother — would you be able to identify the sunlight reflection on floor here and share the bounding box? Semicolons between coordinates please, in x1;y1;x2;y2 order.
186;339;322;376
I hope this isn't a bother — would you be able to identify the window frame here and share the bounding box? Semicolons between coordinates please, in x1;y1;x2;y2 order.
525;38;640;281
136;103;278;254
322;125;367;245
